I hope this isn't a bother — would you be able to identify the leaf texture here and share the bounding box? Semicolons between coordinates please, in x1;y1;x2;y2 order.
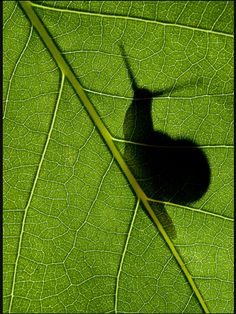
3;1;234;313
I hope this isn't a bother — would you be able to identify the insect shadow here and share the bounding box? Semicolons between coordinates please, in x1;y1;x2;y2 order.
120;44;211;239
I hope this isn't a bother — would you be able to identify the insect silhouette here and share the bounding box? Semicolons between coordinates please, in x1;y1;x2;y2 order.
120;44;211;239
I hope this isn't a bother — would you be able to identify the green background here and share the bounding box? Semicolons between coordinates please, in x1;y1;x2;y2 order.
3;1;233;313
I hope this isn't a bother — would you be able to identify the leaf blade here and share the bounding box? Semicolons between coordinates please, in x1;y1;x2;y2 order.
4;1;233;312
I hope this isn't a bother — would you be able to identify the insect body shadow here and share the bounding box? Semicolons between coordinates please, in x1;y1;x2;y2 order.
120;45;211;239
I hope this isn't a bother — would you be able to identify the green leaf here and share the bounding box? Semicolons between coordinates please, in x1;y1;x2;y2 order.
3;1;233;313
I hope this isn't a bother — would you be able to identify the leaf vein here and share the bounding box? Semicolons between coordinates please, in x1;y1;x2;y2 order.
8;72;65;313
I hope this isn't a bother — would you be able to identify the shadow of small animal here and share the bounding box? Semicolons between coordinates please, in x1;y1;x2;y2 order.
120;44;211;239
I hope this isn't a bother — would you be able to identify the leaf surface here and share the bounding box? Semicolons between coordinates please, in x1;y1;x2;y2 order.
3;1;234;313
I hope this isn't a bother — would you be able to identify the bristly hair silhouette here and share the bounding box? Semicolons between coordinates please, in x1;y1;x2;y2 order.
120;44;211;239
